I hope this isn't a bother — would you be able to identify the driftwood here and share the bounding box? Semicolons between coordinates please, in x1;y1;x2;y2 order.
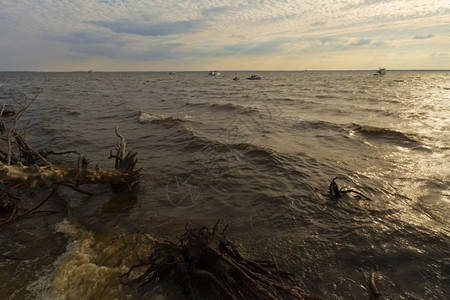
369;265;382;300
0;125;140;226
0;84;141;226
329;177;371;200
0;122;140;190
0;160;140;189
122;221;320;300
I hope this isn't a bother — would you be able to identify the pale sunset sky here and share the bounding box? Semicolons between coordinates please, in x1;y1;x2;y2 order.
0;0;449;71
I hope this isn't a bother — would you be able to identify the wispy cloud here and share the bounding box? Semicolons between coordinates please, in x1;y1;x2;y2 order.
0;0;448;70
91;19;203;36
48;31;123;45
350;39;371;46
413;34;433;39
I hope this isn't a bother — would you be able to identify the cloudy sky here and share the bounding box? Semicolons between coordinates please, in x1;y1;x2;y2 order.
0;0;449;71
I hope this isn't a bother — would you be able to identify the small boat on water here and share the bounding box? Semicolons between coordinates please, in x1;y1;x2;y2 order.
373;68;386;75
233;76;239;81
208;71;221;76
169;72;176;75
247;75;261;80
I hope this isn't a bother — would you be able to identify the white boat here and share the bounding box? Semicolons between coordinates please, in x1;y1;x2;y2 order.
373;68;386;75
208;71;221;76
247;74;261;80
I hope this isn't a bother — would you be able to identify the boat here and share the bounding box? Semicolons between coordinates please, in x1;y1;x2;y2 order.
169;71;176;75
373;68;386;75
247;75;261;80
233;76;239;81
208;71;221;76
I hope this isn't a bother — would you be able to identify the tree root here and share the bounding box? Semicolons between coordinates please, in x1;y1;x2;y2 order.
122;221;321;300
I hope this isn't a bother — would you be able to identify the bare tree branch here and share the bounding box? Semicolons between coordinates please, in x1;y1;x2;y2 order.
6;79;46;165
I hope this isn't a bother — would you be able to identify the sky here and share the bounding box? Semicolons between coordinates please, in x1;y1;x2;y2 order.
0;0;449;71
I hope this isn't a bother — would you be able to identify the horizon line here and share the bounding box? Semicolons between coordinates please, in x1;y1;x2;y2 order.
1;69;449;73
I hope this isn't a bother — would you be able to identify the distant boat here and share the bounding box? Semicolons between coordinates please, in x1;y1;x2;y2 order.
208;71;221;76
233;76;239;81
373;68;386;75
169;72;176;75
247;74;261;80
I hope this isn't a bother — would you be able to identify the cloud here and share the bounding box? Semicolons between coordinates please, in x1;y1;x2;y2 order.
311;21;327;27
165;42;185;48
69;42;181;60
229;34;246;39
0;0;449;70
413;34;433;39
98;0;124;4
350;39;371;46
47;31;122;45
90;19;202;36
222;37;292;56
430;53;448;58
201;6;231;17
341;0;397;10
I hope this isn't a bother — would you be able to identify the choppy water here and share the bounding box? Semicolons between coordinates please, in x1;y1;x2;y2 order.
0;71;449;299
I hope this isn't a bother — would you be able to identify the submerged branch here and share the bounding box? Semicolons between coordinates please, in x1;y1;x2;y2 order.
0;184;59;227
329;177;371;201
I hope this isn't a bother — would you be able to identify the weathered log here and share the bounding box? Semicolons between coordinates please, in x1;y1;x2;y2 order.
0;162;140;190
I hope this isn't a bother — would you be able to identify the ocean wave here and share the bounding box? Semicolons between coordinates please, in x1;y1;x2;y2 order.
184;101;259;114
315;94;334;99
211;102;259;113
351;124;424;148
175;127;286;169
230;142;287;167
292;119;344;132
273;97;317;106
139;112;185;124
28;218;155;300
183;101;208;108
176;128;211;149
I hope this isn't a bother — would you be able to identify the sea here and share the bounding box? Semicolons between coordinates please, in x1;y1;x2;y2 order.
0;70;448;299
